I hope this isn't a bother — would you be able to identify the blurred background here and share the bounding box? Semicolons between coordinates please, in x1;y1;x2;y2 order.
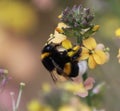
0;0;120;111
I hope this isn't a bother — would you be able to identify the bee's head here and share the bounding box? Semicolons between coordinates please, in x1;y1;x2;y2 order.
42;44;55;53
41;44;56;60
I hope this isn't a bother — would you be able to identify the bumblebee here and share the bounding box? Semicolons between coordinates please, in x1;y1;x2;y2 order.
41;39;82;82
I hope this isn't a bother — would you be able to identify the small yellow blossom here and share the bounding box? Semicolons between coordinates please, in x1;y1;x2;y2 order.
117;49;120;63
92;25;100;31
55;22;69;33
58;14;63;19
0;1;38;33
78;103;92;111
81;37;107;69
47;32;66;44
43;106;53;111
47;22;69;44
58;105;76;111
3;69;8;74
53;31;67;43
27;100;42;111
42;83;51;93
59;82;88;97
27;100;53;111
115;28;120;37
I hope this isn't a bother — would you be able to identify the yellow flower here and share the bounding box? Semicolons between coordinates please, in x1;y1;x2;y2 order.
117;49;120;63
48;31;67;44
58;14;63;19
78;103;92;111
81;37;107;69
47;22;69;44
59;81;88;97
27;100;53;111
27;100;42;111
55;22;69;34
0;1;38;33
115;28;120;37
92;25;100;32
58;105;76;111
43;106;53;111
42;83;51;93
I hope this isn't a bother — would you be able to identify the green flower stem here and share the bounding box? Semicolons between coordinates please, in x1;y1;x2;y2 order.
76;29;92;107
82;72;88;81
86;91;92;106
10;92;16;111
77;36;81;44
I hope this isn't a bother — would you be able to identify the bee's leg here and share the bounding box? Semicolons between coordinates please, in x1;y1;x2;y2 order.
50;72;57;83
69;78;74;81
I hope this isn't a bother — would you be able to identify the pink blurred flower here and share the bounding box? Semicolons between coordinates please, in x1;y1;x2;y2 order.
0;69;10;91
32;0;55;11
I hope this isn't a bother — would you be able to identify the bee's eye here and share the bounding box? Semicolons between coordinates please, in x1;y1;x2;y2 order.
45;45;53;52
46;46;51;50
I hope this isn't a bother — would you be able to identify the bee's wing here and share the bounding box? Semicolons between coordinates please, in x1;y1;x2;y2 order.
50;70;68;83
50;56;73;83
50;71;57;83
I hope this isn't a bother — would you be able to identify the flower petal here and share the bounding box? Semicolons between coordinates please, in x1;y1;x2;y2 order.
117;49;120;63
84;77;95;90
93;50;107;64
88;55;97;69
83;37;97;50
80;47;89;60
78;61;88;76
50;31;66;44
80;54;89;60
96;43;105;50
81;47;89;54
62;39;72;49
76;90;88;98
72;75;83;83
115;28;120;37
57;22;68;29
75;83;88;97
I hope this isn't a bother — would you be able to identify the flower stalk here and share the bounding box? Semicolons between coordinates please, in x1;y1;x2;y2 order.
10;92;16;111
10;82;25;111
15;82;25;111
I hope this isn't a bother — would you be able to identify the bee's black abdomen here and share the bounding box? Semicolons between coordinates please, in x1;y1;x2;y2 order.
69;61;79;77
42;57;55;72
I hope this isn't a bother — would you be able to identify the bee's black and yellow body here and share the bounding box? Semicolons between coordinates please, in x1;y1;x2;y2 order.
41;39;82;81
